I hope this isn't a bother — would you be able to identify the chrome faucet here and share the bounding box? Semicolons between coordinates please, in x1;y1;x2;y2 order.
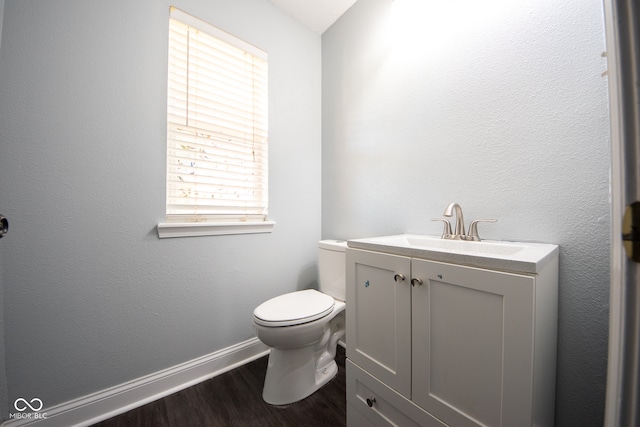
432;202;496;241
444;202;466;240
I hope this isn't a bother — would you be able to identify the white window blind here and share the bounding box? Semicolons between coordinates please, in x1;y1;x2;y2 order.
166;7;268;223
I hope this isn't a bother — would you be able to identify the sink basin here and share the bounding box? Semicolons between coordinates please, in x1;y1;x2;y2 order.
347;234;558;273
405;235;526;256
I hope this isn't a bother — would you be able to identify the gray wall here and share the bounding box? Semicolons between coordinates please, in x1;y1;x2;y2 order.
322;0;610;426
0;0;321;418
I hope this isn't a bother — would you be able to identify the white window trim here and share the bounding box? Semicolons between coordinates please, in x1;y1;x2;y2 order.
157;220;276;239
159;7;273;238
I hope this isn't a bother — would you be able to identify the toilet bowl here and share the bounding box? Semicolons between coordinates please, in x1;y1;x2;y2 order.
252;240;347;405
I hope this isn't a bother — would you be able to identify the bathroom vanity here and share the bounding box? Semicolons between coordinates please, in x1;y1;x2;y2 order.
345;235;559;427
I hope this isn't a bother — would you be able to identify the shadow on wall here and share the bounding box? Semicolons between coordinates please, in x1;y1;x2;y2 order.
297;262;318;291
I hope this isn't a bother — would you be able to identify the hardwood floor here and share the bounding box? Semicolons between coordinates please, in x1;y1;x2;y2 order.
92;346;346;427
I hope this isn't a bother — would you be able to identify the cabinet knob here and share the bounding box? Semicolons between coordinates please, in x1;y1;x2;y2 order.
366;396;376;407
393;273;405;283
411;278;423;287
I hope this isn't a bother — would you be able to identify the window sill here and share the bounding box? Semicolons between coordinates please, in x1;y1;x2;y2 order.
157;221;276;239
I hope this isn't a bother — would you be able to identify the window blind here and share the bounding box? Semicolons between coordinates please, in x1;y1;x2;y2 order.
166;8;268;222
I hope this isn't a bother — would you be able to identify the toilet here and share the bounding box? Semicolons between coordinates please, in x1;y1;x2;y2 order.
252;240;347;405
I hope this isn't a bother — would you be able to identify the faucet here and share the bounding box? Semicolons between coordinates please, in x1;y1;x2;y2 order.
432;202;497;241
443;202;466;240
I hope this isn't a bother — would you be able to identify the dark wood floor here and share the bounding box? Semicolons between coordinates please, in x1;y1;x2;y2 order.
92;346;346;427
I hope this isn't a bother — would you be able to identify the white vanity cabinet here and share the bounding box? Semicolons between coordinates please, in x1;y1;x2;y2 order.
346;245;558;427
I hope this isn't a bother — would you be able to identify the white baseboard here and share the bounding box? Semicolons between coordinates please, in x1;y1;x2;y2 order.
2;338;270;427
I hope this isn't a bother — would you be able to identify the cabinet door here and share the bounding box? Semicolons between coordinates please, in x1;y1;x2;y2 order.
346;249;412;398
411;259;535;427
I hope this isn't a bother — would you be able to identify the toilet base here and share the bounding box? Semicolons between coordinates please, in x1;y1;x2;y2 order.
261;345;340;406
261;314;344;405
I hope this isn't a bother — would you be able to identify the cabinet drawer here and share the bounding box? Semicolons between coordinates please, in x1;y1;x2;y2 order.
347;359;448;427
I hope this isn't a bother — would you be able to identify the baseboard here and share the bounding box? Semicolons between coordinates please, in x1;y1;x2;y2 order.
2;338;270;427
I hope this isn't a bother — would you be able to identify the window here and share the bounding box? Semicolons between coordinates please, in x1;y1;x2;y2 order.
158;7;273;238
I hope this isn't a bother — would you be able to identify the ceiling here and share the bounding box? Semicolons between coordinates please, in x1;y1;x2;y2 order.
268;0;359;34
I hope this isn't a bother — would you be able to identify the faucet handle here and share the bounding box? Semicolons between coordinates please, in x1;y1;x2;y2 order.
431;218;453;239
467;219;497;241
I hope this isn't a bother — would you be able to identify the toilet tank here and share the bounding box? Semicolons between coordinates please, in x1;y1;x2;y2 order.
318;240;347;301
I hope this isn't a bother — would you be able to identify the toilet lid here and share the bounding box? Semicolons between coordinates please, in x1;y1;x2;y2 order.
253;289;335;327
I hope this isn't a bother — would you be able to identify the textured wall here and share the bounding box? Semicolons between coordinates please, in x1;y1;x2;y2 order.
322;0;610;425
0;0;321;416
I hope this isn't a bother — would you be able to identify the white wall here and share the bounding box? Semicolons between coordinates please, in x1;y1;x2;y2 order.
0;0;321;418
322;0;610;425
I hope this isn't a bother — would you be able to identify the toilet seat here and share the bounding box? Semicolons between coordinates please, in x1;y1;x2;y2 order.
253;289;335;327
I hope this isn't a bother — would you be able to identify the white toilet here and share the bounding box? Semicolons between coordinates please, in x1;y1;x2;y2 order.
252;240;347;405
